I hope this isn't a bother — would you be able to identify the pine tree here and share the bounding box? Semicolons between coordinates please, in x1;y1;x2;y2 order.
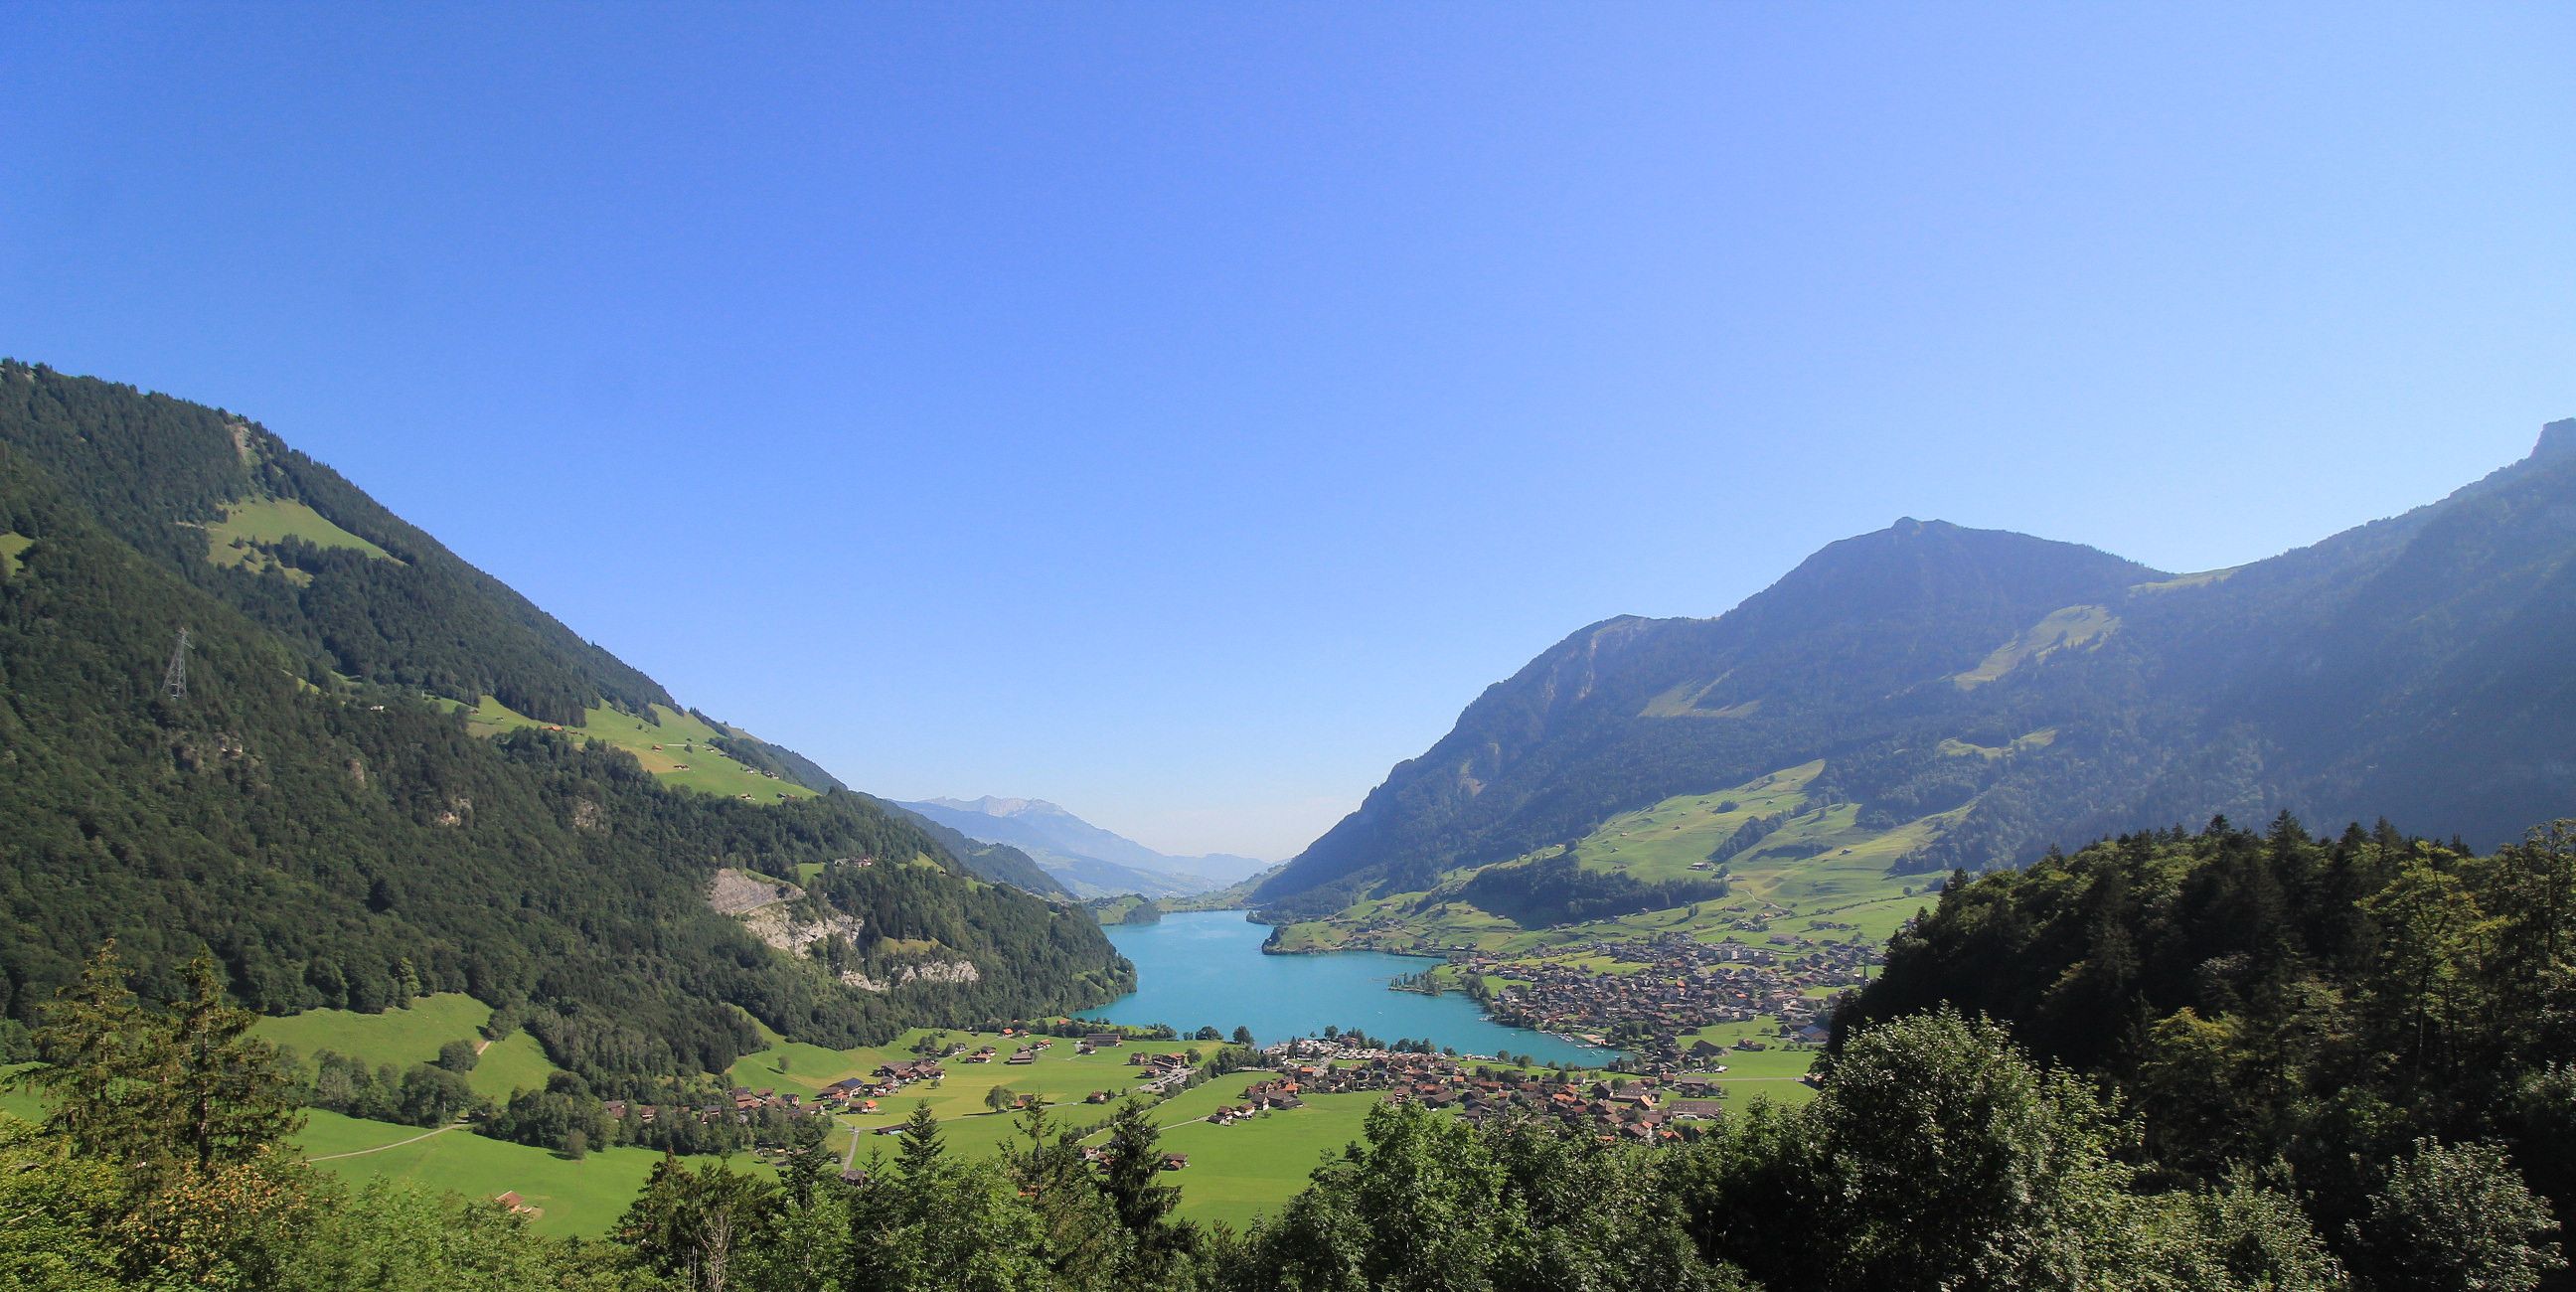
167;952;302;1170
1098;1098;1183;1273
25;941;165;1166
894;1102;945;1186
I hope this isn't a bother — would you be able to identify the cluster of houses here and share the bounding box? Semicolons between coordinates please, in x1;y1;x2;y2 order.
634;1055;951;1123
960;1036;1056;1065
599;1084;857;1128
1462;933;1877;1054
1126;1049;1196;1093
1213;1047;1754;1144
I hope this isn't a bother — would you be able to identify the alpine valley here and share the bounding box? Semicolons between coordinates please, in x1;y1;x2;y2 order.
9;357;2576;1288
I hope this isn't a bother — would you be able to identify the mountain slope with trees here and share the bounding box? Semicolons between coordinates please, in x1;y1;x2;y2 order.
0;362;1130;1081
1254;420;2576;918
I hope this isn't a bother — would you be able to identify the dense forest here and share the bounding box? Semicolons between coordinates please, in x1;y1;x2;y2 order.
0;365;1131;1083
1256;423;2576;917
884;804;1075;898
1840;814;2576;1262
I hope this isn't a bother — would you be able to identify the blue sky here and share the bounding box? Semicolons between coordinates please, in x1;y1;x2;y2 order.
4;5;2570;859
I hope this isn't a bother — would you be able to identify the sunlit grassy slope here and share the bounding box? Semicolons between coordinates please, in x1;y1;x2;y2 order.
469;1031;559;1102
1951;603;2118;689
294;1110;766;1236
0;531;32;577
1270;758;1953;957
252;993;490;1067
249;994;564;1103
201;496;398;584
459;696;818;802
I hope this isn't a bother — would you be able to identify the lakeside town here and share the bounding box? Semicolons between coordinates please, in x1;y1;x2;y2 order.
1468;930;1882;1058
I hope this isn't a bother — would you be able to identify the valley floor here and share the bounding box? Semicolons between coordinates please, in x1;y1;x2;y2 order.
16;991;1817;1235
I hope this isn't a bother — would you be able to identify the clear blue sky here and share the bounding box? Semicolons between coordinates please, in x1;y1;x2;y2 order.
4;5;2570;859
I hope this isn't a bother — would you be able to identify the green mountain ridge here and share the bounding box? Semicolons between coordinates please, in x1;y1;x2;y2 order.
0;361;1129;1079
1255;421;2576;922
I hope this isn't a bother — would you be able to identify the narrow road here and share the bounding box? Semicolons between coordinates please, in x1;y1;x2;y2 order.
308;1121;468;1161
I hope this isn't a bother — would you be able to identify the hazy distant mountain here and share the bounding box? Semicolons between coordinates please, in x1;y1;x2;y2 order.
1254;419;2576;917
899;795;1270;898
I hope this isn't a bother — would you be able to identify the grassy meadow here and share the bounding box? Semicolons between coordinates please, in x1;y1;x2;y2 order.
1270;756;1950;960
253;993;490;1068
292;1109;766;1236
461;696;818;802
0;530;33;577
201;496;398;584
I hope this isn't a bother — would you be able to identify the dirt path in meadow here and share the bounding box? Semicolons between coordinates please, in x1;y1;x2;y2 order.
308;1121;468;1161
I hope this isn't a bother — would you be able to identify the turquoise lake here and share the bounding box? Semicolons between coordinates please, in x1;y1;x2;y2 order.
1094;910;1612;1066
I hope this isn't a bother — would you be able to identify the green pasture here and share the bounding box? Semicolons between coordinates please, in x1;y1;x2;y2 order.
1568;760;1821;884
463;697;817;802
253;993;490;1068
1276;756;1928;957
469;1031;558;1101
1673;1020;1821;1104
1938;727;2058;760
1153;1091;1383;1229
1952;603;2118;689
203;497;397;585
249;994;564;1102
295;1110;766;1237
0;531;32;577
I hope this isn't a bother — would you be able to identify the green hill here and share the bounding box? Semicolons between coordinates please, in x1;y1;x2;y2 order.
0;361;1130;1084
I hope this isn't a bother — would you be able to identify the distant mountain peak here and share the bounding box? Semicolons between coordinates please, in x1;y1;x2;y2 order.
1737;519;2161;636
923;795;1063;819
2535;417;2576;461
898;795;1275;897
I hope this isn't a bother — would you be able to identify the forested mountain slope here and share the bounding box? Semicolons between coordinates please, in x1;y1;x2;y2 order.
882;802;1074;898
0;362;1129;1081
1256;421;2576;916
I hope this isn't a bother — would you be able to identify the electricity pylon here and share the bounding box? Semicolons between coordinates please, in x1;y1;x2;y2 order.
163;627;190;703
